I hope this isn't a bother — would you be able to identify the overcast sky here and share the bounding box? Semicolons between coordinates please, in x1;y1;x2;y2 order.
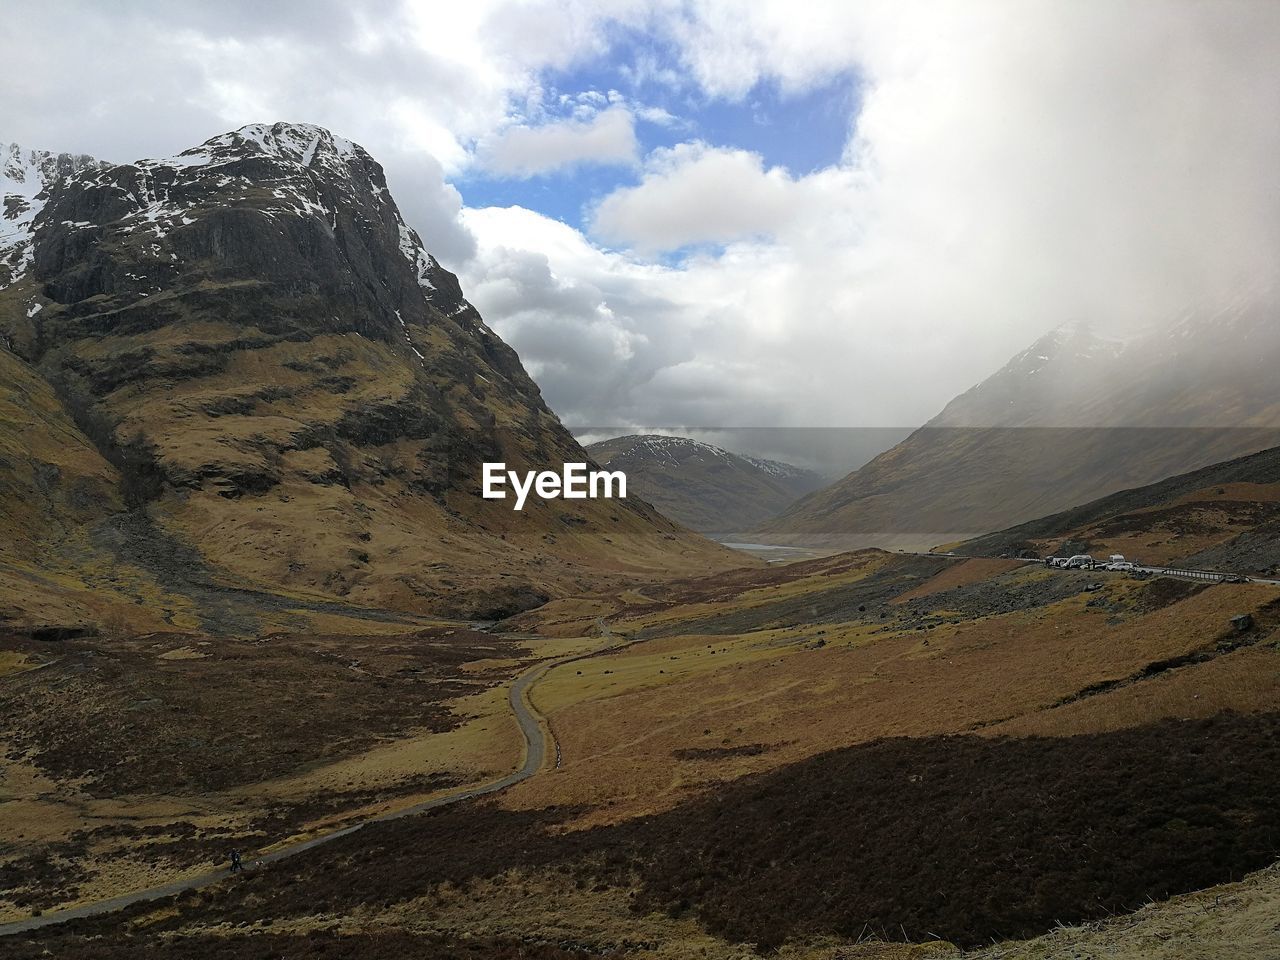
4;0;1279;438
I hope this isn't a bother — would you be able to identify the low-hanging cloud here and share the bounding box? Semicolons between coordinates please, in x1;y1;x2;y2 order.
3;0;1279;449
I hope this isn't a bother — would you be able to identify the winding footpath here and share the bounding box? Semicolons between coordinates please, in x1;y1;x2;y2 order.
0;630;622;938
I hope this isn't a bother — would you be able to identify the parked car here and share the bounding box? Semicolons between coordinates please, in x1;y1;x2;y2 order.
1105;561;1135;572
1065;554;1095;569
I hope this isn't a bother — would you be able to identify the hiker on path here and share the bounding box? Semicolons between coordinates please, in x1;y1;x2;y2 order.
229;850;243;874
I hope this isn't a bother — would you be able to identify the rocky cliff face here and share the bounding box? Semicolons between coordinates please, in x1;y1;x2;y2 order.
0;123;736;628
763;312;1280;544
1;143;105;291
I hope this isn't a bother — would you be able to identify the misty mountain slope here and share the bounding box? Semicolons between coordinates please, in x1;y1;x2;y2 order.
586;435;825;532
762;316;1280;542
955;443;1280;570
0;123;740;625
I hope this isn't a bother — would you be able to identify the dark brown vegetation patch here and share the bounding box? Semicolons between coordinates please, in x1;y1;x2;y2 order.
621;711;1280;948
1127;577;1210;614
0;628;527;795
1088;499;1280;541
901;565;1095;621
42;712;1280;954
0;852;90;912
3;929;620;960
635;554;952;638
640;551;883;608
671;743;772;761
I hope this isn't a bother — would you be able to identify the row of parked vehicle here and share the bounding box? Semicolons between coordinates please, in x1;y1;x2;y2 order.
1044;553;1136;572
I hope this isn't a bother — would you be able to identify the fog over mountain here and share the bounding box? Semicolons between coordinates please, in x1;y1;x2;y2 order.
3;1;1277;442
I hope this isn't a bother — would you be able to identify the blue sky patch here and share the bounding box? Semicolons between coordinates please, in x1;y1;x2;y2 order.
455;28;861;236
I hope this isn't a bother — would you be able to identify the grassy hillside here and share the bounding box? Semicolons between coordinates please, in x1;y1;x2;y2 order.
0;126;744;629
956;444;1280;570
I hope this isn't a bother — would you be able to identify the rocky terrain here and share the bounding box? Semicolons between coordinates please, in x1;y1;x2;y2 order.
586;434;825;531
0;125;740;631
762;317;1280;544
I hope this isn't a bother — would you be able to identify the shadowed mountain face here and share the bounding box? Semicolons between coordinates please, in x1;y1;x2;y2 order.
762;316;1280;544
0;123;737;627
586;434;826;532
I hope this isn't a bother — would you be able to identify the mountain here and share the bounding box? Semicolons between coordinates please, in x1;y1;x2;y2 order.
585;435;825;532
761;313;1280;546
956;442;1280;573
0;124;739;628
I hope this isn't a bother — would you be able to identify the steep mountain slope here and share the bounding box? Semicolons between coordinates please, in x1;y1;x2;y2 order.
0;124;739;627
586;434;825;531
956;443;1280;571
762;314;1280;543
1;143;105;290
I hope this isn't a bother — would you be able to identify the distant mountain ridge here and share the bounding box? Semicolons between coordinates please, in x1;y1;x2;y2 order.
762;312;1280;544
586;434;825;532
0;123;738;629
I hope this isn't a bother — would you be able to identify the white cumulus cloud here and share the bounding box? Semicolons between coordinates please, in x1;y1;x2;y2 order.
589;142;807;251
478;105;639;177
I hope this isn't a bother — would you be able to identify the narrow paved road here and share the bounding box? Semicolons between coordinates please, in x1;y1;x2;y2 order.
898;550;1280;587
0;630;625;938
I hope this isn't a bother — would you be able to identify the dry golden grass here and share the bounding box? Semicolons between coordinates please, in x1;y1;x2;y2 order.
893;558;1024;604
1018;481;1280;566
1;311;748;629
989;643;1280;738
285;857;1280;960
968;862;1280;960
0;550;201;635
1038;527;1237;568
0;353;120;525
504;581;1279;825
1169;481;1280;506
0;625;543;921
360;867;955;960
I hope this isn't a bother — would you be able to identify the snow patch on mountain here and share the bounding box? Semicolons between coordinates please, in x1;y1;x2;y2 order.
397;221;438;292
1;142;103;289
605;434;737;467
156;122;359;176
744;455;815;482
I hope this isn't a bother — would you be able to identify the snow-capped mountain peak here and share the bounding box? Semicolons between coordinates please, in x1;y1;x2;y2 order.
152;122;363;177
1;124;451;307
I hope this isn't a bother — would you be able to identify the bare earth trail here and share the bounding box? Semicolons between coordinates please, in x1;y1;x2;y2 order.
0;623;631;938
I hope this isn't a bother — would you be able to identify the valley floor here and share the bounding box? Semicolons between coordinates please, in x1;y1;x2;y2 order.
1;549;1277;957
